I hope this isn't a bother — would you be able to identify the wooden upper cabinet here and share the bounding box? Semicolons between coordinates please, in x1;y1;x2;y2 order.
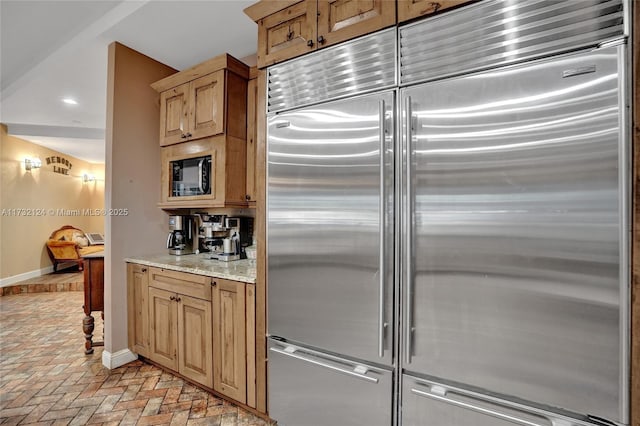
247;0;395;68
153;54;249;147
160;83;189;146
245;68;259;206
189;71;225;140
397;0;474;23
317;0;396;47
258;1;316;68
154;54;249;208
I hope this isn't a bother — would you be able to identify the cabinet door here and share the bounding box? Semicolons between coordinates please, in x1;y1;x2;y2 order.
188;71;225;140
127;263;149;357
213;279;247;403
246;75;257;205
317;0;395;48
148;287;178;370
178;294;213;388
245;284;257;408
160;83;189;146
397;0;473;23
257;1;317;68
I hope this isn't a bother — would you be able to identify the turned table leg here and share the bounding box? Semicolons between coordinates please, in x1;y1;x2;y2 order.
83;314;94;354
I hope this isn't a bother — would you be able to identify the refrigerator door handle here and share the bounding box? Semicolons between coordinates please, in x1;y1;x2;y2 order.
410;388;550;426
378;99;386;359
404;95;414;365
270;346;380;384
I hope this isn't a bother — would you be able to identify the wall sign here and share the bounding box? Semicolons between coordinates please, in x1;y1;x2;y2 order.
45;156;73;175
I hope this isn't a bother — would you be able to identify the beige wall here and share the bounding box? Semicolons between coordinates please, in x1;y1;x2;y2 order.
0;124;105;279
105;42;176;356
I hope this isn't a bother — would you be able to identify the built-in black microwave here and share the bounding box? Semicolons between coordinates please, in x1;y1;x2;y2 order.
170;155;211;197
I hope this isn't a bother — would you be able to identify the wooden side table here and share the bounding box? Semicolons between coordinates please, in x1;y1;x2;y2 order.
82;251;104;354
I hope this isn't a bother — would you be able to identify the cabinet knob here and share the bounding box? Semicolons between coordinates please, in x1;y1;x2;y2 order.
317;35;325;45
185;132;192;138
176;296;181;302
212;281;217;287
180;134;187;139
245;195;251;201
141;268;147;273
307;40;314;48
170;296;176;301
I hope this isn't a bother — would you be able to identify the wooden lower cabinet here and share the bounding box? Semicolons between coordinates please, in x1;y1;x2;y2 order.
127;263;149;357
128;264;256;407
213;279;247;403
178;294;213;388
148;286;213;388
148;287;179;371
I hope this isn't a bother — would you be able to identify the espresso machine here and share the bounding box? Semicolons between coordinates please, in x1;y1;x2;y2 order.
195;214;253;261
167;215;195;255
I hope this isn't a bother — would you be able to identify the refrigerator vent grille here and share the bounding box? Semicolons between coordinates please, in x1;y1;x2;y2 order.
399;0;624;86
267;28;397;113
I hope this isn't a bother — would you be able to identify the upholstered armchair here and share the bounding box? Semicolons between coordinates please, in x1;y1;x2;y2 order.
45;225;104;272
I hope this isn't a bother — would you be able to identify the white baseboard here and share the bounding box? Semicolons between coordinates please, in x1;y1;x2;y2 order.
102;348;138;369
0;266;55;287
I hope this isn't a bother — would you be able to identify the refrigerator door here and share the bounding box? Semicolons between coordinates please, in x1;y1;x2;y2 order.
401;46;625;422
402;375;595;426
268;91;395;365
268;338;393;426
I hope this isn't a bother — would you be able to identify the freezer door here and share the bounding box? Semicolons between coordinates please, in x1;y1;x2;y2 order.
401;46;626;422
402;375;594;426
268;339;393;426
268;91;395;365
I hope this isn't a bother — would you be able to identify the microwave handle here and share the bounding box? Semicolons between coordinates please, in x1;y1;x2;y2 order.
198;159;205;193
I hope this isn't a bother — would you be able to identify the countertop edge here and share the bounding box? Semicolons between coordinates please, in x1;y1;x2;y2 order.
125;256;256;284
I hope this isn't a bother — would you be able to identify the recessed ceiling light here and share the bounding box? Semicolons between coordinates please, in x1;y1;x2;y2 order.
62;98;78;105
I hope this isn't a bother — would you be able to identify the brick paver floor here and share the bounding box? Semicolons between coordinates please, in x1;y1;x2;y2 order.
0;291;270;425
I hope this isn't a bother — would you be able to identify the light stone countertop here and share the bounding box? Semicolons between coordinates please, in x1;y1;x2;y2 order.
125;253;256;284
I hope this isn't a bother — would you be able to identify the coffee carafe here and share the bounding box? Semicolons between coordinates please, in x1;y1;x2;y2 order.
167;215;195;255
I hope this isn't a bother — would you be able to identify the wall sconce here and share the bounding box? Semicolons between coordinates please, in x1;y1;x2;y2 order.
24;157;42;171
83;174;96;183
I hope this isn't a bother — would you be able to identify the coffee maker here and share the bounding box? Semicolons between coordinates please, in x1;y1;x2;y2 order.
167;215;195;255
194;214;253;261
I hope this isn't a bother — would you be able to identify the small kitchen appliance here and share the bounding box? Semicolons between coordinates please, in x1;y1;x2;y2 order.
167;215;195;256
195;215;253;261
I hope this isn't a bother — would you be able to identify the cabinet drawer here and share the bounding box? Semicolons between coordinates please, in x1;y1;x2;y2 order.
149;267;212;301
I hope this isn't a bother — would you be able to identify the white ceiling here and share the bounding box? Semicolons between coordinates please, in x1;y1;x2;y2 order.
0;0;257;164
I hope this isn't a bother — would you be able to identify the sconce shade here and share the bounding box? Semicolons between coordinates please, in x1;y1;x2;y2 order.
24;157;42;171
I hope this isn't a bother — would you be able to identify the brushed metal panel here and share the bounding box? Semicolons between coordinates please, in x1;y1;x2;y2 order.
267;28;396;113
267;91;394;365
402;375;599;426
401;47;623;422
399;0;624;86
268;339;393;426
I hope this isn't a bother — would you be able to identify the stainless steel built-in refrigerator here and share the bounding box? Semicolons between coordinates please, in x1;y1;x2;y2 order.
266;1;629;425
267;29;397;425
